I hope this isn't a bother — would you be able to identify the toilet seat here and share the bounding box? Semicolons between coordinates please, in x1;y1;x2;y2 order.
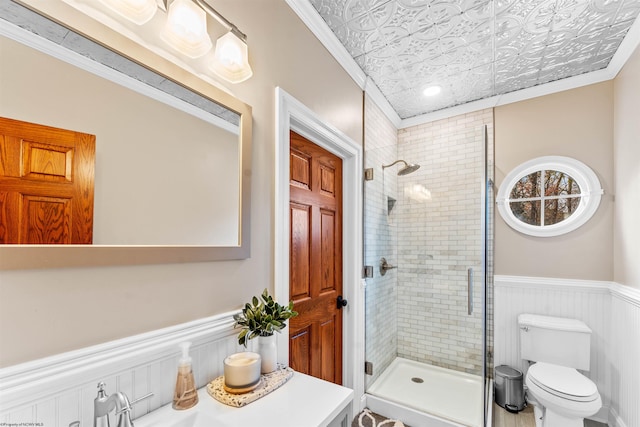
528;362;599;402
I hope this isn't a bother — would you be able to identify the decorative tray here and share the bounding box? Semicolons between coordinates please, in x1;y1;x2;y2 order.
206;364;294;407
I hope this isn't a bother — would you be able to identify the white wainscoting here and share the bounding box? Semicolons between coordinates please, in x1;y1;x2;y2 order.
494;275;640;427
0;311;243;427
609;286;640;427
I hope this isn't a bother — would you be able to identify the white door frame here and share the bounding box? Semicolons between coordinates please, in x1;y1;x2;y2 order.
274;88;365;417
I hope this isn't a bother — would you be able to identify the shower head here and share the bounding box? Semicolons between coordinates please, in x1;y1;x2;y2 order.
398;163;420;176
382;160;421;176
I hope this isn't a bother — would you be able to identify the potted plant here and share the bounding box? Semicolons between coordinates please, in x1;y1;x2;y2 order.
233;288;297;373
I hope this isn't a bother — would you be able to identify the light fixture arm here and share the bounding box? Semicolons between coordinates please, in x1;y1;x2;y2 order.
382;160;408;169
192;0;247;43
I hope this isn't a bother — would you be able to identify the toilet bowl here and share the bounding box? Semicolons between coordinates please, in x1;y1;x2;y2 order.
525;362;601;427
518;314;602;427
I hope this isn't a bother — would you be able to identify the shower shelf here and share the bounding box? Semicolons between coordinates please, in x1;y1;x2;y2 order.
387;196;396;214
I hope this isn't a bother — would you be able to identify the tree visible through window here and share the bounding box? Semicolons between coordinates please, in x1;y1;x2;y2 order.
497;157;603;237
509;170;581;226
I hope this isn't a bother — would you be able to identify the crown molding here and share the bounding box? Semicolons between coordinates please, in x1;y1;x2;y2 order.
364;77;402;128
288;1;640;130
285;0;400;127
285;0;365;88
606;11;640;78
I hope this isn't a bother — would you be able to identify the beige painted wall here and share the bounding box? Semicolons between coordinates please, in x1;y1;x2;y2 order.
0;0;363;367
613;45;640;289
494;82;614;280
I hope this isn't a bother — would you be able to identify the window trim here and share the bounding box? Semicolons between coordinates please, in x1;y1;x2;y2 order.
496;156;603;237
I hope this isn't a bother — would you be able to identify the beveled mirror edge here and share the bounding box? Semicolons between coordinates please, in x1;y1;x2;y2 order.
0;0;252;269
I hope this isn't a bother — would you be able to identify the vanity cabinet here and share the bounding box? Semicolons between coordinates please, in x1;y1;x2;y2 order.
327;404;351;427
134;372;354;427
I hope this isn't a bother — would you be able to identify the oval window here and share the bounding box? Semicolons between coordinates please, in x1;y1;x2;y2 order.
497;156;603;237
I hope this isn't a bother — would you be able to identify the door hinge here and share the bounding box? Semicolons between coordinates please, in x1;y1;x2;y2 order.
364;168;374;181
365;361;373;375
363;266;373;278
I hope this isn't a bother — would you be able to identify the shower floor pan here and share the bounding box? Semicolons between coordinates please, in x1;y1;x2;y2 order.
367;357;484;427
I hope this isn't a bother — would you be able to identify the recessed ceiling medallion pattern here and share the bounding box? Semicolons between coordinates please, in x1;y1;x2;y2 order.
310;0;640;119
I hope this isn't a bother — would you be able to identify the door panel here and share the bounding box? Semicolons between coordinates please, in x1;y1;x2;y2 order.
290;325;312;375
289;130;343;385
22;195;72;244
290;149;311;189
290;202;312;300
320;209;336;291
320;316;336;382
22;141;73;182
0;117;95;244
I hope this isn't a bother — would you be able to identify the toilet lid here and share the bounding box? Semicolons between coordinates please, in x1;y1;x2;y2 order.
528;362;598;401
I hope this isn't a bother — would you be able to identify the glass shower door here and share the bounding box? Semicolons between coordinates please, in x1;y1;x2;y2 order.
363;113;493;427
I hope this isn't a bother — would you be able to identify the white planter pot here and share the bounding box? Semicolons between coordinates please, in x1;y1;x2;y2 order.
258;334;277;373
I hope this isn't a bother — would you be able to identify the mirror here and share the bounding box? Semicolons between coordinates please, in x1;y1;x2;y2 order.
0;0;252;268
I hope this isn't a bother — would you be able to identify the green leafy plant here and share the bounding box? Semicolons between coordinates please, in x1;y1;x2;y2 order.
233;288;298;347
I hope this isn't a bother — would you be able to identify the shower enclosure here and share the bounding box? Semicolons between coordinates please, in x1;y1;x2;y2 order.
363;107;494;427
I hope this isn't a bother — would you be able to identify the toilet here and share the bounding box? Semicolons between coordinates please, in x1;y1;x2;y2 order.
518;314;602;427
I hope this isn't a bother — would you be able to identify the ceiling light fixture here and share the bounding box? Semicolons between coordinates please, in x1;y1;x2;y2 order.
423;86;442;97
97;0;253;83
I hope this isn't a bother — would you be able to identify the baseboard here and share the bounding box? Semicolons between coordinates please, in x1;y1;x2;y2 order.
608;407;629;427
589;405;611;425
360;393;368;413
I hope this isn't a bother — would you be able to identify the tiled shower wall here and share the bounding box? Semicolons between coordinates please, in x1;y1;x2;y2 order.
396;109;494;375
364;95;399;388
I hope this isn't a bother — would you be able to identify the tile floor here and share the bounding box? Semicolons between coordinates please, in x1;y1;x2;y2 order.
493;404;535;427
493;404;608;427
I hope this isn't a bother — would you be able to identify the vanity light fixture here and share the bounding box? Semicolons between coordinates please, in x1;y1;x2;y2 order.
98;0;253;83
161;0;212;58
193;0;253;83
209;31;253;83
423;85;441;97
99;0;158;25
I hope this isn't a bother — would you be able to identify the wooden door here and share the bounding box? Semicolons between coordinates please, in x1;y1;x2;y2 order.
288;130;344;384
0;117;95;244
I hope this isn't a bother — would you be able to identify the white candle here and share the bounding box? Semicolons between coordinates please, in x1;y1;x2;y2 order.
224;352;261;388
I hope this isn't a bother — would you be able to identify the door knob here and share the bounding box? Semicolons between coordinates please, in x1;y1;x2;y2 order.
337;295;348;309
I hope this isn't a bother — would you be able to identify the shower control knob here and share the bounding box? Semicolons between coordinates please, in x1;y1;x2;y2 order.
337;295;348;309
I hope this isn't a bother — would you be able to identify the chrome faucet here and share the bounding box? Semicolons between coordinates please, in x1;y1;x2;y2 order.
94;382;153;427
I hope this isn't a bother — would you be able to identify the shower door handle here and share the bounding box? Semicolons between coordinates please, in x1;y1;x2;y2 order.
467;268;473;315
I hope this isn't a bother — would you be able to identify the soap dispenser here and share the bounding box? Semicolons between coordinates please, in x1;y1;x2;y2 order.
172;341;198;410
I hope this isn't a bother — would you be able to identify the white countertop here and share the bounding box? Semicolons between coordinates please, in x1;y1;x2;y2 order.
134;372;354;427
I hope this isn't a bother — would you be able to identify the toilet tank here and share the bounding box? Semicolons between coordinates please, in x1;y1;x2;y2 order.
518;314;592;370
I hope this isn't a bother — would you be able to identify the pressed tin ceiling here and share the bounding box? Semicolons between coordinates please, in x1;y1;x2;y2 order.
306;0;640;120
